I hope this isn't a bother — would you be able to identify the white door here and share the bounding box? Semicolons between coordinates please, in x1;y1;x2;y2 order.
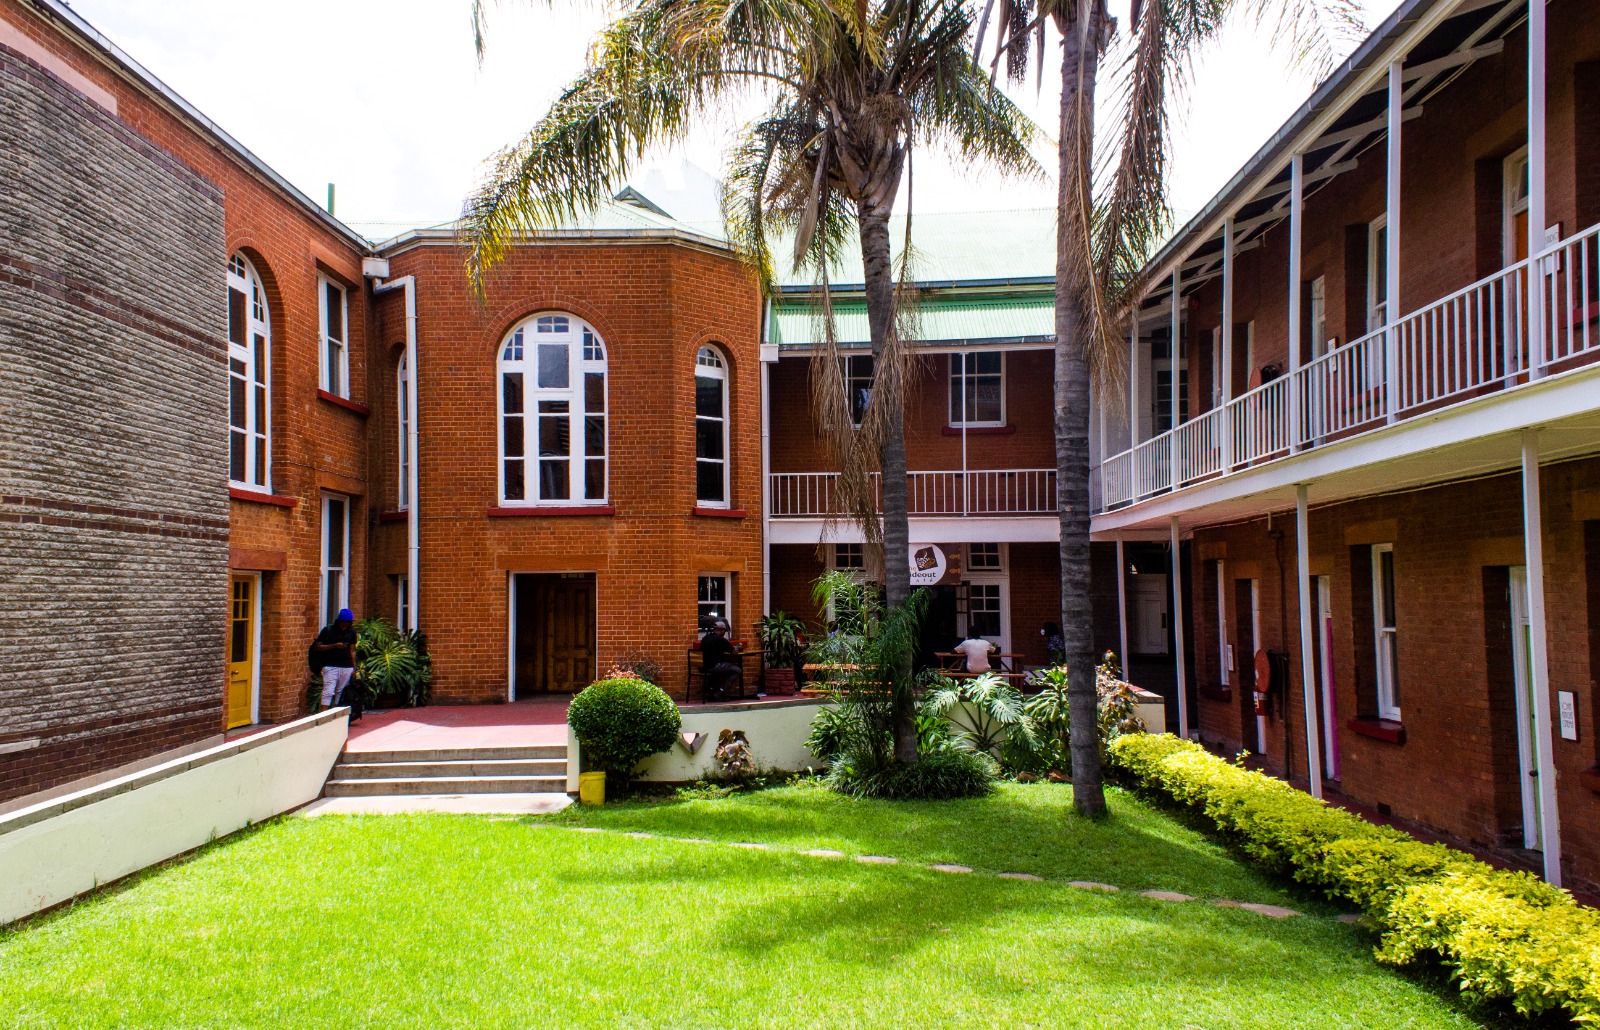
1248;579;1265;754
1316;576;1339;781
1132;575;1169;655
1508;566;1542;851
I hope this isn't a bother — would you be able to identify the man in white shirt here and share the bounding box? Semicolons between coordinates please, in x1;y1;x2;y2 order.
953;632;996;673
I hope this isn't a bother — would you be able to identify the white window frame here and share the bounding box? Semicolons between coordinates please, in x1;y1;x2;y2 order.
695;346;731;508
948;351;1006;428
397;574;411;633
1502;146;1531;267
966;542;1002;571
1367;214;1389;333
1243;320;1256;382
1209;327;1223;409
397;353;411;510
697;573;731;634
843;354;874;427
1152;332;1187;432
320;493;351;628
496;313;609;507
963;580;1007;648
1371;543;1400;721
318;275;350;398
227;254;271;491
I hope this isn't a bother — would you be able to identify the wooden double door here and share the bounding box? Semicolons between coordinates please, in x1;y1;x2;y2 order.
514;573;596;697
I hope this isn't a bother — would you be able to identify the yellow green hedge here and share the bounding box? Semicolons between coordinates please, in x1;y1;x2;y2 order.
1109;733;1600;1023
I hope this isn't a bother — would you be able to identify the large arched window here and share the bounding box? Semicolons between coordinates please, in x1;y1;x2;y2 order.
226;253;271;489
498;313;608;505
396;353;411;509
695;346;729;506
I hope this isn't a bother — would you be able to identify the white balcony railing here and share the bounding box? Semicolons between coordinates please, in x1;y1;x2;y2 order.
769;468;1057;518
1098;221;1600;513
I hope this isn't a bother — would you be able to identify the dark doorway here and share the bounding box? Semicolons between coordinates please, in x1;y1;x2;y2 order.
917;585;960;673
514;573;596;697
1234;578;1259;751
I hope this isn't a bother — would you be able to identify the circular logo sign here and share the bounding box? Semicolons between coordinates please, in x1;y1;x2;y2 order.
908;544;947;586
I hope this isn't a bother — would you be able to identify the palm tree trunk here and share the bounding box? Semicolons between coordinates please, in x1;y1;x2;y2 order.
857;200;917;765
1055;7;1106;816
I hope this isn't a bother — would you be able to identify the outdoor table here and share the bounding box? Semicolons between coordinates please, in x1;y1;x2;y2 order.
684;645;762;703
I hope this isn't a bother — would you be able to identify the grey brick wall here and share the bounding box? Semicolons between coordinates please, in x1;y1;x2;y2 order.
0;43;229;800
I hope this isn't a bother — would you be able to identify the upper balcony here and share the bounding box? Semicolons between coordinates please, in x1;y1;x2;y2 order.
1093;222;1600;530
767;468;1060;543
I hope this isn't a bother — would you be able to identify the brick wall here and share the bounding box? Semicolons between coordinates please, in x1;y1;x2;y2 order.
374;239;765;700
0;40;228;801
1187;456;1600;890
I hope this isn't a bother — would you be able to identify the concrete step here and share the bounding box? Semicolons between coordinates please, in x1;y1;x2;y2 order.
342;745;565;763
331;759;567;780
323;775;569;797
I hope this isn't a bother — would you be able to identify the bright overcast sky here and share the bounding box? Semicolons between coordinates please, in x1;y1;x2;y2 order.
69;0;1404;227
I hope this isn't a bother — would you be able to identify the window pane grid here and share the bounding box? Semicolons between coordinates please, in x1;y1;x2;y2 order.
319;277;349;398
227;257;269;490
948;352;1004;426
499;315;606;505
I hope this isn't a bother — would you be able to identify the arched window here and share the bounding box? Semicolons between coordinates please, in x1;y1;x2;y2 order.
695;346;729;506
396;353;411;509
498;313;608;505
226;254;271;489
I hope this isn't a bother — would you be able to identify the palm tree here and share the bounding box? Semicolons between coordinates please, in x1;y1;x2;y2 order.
465;0;1044;765
974;0;1359;814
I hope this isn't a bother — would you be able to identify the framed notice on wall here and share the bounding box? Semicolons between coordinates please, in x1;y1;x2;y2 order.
1558;691;1578;742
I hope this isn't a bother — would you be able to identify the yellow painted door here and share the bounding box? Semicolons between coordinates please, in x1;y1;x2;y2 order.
227;576;256;729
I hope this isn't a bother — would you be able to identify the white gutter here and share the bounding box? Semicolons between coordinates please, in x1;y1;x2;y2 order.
373;275;420;633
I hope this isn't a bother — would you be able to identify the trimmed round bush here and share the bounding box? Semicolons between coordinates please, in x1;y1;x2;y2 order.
567;678;681;782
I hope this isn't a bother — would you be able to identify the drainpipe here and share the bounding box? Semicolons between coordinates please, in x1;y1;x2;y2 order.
760;297;774;616
372;273;419;634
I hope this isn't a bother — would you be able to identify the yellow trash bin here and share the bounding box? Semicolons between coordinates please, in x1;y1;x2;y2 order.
578;771;606;807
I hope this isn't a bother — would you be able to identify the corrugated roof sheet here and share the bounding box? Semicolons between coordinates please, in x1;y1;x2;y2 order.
773;208;1055;288
772;291;1054;348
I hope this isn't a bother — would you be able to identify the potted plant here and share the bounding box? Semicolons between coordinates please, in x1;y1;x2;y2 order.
354;617;432;708
758;611;806;696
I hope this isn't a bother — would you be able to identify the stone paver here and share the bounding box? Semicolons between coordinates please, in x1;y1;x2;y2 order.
1069;881;1120;892
802;849;846;858
997;872;1043;881
1237;902;1299;918
1139;890;1195;902
1337;913;1364;924
297;793;572;817
928;864;972;874
625;832;654;839
730;841;767;849
856;855;898;864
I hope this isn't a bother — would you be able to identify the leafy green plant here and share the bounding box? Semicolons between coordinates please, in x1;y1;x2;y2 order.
354;617;432;707
803;699;852;763
1006;660;1142;776
757;611;806;668
1109;733;1600;1023
825;737;995;801
567;677;681;790
920;673;1034;759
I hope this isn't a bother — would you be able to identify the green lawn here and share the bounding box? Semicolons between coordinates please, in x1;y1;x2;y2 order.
0;782;1506;1028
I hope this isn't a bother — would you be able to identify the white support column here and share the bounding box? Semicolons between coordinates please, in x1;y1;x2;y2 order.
1288;153;1305;452
1169;270;1182;438
1295;484;1324;800
1116;537;1130;675
760;354;773;614
1528;0;1548;378
1385;59;1403;423
1221;221;1235;470
1520;430;1562;886
1129;319;1141;449
1171;516;1190;740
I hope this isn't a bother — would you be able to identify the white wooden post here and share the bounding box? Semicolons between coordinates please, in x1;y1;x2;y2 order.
1129;319;1141;449
1221;221;1235;469
1169;270;1182;438
1385;59;1403;423
1295;484;1323;799
1116;537;1130;677
1521;430;1561;886
1171;515;1189;740
1528;0;1548;378
1288;153;1305;451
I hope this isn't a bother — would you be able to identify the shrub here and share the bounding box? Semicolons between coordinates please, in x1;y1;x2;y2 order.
826;737;996;801
567;678;681;787
1108;733;1600;1023
605;649;663;687
803;699;852;763
920;673;1033;759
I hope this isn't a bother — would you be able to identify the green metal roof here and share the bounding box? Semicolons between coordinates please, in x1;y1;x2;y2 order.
774;208;1055;289
772;290;1054;349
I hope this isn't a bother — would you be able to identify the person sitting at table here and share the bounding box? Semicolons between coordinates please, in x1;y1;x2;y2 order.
700;619;743;701
953;630;996;673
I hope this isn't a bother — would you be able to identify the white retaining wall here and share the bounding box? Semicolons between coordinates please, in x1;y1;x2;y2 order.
566;697;830;786
0;709;347;926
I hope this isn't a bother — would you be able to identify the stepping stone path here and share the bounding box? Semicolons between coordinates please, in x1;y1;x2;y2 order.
552;825;1318;918
1139;890;1195;902
1337;913;1364;924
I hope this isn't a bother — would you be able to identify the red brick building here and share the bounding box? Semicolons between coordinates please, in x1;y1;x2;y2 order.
1091;0;1600;891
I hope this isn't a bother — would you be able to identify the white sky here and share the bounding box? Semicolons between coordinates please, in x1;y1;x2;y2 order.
68;0;1405;227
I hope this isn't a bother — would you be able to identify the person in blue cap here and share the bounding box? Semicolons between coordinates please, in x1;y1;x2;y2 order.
312;608;358;710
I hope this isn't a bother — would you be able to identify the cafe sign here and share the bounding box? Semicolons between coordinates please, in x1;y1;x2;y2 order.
909;544;948;586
